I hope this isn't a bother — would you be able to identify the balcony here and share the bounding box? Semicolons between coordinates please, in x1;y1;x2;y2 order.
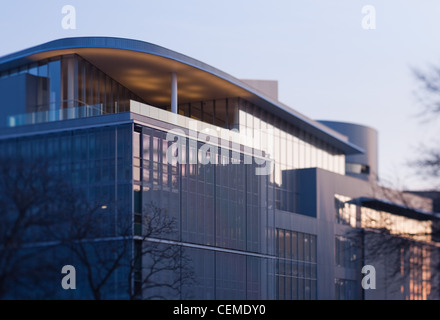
7;101;103;127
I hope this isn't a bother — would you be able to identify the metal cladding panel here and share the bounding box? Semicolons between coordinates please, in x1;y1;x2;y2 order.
319;121;378;180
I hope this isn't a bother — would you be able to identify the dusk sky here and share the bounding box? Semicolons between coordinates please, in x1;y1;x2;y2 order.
1;0;439;189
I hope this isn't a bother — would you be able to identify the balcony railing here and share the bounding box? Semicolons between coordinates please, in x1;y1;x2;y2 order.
7;103;103;127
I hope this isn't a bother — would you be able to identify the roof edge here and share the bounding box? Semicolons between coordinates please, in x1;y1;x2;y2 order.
0;37;364;155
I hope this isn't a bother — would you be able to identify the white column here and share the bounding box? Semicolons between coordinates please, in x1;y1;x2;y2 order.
171;72;178;114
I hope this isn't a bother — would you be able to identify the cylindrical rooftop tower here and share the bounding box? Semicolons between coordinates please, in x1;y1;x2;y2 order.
319;121;378;182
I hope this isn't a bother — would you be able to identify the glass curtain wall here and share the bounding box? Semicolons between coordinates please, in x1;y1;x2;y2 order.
137;125;273;255
71;54;147;113
135;124;276;299
176;96;345;214
238;98;345;213
0;54;147;118
335;279;359;300
276;228;317;300
0;124;133;299
177;98;239;130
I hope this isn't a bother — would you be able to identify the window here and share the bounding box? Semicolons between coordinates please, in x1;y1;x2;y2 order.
334;194;357;227
335;236;359;269
202;100;214;124
1;54;148;127
346;162;370;175
335;279;359;300
133;131;141;182
190;102;202;120
276;229;317;300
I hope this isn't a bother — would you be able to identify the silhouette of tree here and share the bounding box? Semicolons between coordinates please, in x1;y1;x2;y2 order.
341;182;440;300
0;157;76;298
128;203;195;300
0;157;194;300
412;66;440;188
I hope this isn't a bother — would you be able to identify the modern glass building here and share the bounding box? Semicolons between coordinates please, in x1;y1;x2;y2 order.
0;37;438;300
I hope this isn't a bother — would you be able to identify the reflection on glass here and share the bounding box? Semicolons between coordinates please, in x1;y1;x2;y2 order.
2;53;147;127
334;194;357;227
276;228;317;300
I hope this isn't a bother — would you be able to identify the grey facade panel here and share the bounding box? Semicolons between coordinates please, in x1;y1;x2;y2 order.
319;121;378;181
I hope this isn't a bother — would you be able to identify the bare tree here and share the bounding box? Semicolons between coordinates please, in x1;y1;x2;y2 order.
411;65;440;187
53;199;131;300
364;64;440;298
128;203;195;300
56;201;195;300
0;156;194;300
342;182;440;299
413;65;440;117
0;155;124;299
0;157;77;299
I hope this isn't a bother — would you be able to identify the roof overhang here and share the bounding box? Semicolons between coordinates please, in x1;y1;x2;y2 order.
348;197;440;221
0;37;363;155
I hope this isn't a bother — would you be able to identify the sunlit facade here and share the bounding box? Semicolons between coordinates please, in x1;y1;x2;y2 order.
0;37;438;300
333;195;436;300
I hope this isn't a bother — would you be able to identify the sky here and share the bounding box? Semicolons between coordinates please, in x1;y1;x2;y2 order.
1;0;439;190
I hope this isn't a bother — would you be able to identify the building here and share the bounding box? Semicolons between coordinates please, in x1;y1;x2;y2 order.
0;37;438;300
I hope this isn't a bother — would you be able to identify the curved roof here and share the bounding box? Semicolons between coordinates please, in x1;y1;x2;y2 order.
0;37;363;154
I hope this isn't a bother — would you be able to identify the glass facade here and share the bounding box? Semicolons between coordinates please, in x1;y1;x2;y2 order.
0;124;132;209
335;236;359;270
133;123;276;299
360;205;434;300
406;245;432;300
334;193;436;300
335;194;357;227
276;228;317;300
0;123;133;299
2;44;437;300
0;120;277;299
237;99;344;213
180;248;273;300
334;235;361;300
136;124;274;254
335;193;433;241
360;207;432;242
1;50;347;216
335;279;359;300
165;96;345;214
0;54;147;127
177;98;238;130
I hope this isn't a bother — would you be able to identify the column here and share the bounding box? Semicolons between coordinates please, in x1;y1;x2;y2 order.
171;72;178;114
